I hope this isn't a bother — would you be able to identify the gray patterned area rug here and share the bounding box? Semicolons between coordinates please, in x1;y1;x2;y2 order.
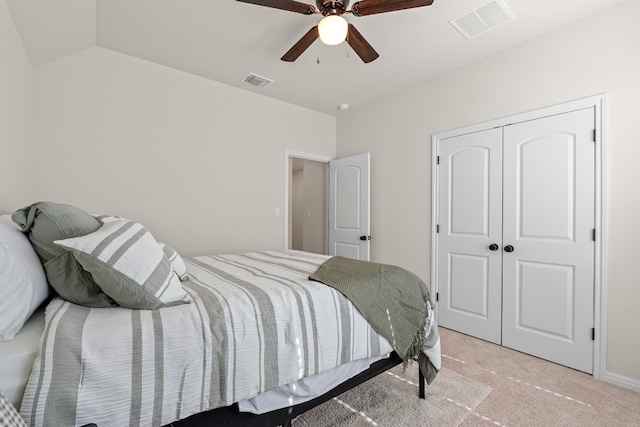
293;364;492;427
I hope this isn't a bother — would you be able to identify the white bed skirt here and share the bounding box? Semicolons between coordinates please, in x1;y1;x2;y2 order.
0;307;45;409
237;353;389;414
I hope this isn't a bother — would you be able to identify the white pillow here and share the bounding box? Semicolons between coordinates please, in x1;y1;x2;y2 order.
54;219;190;310
94;214;189;281
0;215;49;341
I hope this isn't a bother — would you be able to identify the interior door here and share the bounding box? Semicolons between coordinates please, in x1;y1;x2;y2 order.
501;108;595;373
328;153;370;261
436;128;503;344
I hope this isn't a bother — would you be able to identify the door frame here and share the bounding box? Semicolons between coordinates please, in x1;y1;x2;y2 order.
431;94;607;380
283;150;333;252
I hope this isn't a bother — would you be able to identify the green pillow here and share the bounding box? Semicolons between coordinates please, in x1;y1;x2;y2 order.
43;252;115;307
12;202;116;307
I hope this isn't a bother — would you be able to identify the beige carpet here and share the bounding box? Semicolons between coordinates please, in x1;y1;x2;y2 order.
439;327;640;427
293;363;492;426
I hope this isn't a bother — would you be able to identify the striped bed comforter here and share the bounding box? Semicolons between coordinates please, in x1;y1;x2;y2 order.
20;250;417;426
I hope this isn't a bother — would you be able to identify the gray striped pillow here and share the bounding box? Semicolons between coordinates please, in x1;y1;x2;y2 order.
54;219;190;309
159;243;188;281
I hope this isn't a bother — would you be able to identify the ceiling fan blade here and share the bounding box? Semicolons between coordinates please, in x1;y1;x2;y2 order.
236;0;316;15
351;0;434;17
346;24;379;63
281;26;319;62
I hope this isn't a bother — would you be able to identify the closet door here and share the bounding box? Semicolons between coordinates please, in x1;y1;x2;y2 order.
437;128;503;344
501;108;595;373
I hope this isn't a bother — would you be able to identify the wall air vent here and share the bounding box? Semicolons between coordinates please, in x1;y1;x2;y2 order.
242;72;274;89
450;0;515;40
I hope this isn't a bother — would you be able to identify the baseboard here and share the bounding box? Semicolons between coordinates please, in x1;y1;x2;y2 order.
605;371;640;392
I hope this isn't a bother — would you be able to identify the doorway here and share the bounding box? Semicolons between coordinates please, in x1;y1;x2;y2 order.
284;150;332;254
290;157;328;255
284;150;372;261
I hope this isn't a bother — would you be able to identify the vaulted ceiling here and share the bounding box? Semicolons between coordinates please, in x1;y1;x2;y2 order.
6;0;625;115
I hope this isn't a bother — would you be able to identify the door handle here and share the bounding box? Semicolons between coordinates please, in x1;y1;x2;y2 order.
359;235;371;241
489;243;499;251
504;245;514;253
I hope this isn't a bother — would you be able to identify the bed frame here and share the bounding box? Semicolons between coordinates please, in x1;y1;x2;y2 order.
170;352;426;427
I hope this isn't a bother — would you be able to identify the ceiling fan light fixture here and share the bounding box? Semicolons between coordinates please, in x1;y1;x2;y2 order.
318;15;348;45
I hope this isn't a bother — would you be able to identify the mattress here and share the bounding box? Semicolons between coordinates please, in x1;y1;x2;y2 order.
0;306;45;409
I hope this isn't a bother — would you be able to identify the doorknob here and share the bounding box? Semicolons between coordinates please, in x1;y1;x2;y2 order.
489;243;499;251
359;235;371;241
504;245;514;253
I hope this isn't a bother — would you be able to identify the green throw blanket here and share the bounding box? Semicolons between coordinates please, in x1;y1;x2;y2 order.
310;256;437;382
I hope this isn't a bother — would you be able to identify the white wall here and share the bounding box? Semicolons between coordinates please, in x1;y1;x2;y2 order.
0;0;35;212
337;0;640;384
29;46;336;256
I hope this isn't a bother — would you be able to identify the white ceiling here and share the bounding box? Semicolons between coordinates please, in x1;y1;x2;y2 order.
6;0;626;116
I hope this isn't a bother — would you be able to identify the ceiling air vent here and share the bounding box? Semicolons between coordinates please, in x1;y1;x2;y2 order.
450;0;515;40
242;72;274;89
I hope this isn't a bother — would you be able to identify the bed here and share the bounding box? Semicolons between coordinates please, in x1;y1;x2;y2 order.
0;203;441;427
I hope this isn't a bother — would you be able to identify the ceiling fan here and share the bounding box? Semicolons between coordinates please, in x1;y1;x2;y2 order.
237;0;435;63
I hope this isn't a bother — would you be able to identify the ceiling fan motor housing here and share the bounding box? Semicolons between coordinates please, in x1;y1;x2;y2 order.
317;0;349;16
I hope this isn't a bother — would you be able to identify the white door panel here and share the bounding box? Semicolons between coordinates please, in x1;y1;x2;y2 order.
437;128;503;344
517;261;575;339
329;153;370;261
517;134;576;240
334;243;361;260
335;167;361;229
502;108;595;373
449;253;490;317
450;146;494;237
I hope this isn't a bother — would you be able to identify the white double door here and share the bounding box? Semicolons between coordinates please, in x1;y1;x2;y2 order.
436;108;596;373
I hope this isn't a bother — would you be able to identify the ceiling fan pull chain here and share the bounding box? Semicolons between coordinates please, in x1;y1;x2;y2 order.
317;55;320;64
